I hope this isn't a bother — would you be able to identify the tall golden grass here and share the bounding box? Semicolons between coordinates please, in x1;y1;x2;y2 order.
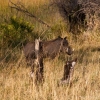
0;37;100;100
0;0;100;100
0;0;49;7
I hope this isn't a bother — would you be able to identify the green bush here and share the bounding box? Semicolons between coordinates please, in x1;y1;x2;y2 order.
0;15;34;47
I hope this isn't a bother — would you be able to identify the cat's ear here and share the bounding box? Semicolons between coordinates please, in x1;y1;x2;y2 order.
74;58;77;62
64;37;67;40
58;36;61;38
72;61;76;67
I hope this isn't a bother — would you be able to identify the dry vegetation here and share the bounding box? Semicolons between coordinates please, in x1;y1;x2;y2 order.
0;0;100;100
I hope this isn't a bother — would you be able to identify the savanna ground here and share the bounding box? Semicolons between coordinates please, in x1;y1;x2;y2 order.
0;0;100;100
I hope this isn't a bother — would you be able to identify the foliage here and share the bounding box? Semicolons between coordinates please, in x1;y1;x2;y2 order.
52;0;100;34
0;0;100;100
0;15;34;47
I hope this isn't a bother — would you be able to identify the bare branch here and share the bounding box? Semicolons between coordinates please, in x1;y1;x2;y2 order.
9;0;51;28
52;0;100;34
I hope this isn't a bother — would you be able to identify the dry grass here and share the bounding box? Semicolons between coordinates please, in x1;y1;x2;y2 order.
0;0;100;100
0;36;100;100
0;0;49;7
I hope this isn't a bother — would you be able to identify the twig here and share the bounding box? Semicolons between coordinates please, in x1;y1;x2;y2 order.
9;0;51;28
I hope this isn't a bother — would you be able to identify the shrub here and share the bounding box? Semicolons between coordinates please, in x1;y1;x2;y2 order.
0;15;34;47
